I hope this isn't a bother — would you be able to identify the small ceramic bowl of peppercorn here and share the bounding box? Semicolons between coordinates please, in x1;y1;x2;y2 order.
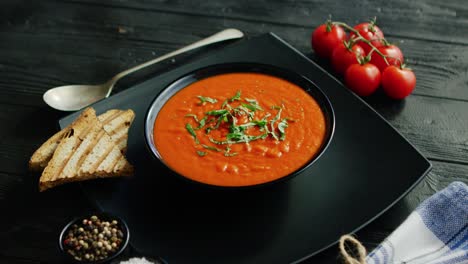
59;213;130;263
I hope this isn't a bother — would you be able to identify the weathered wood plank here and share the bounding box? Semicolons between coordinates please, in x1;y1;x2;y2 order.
0;255;40;264
368;94;468;164
1;30;467;104
0;0;466;107
59;0;468;45
0;172;23;201
399;39;468;100
0;104;68;175
406;161;468;206
0;32;232;107
0;169;94;263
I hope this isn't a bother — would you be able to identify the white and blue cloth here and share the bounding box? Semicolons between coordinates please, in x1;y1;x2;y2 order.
366;181;467;264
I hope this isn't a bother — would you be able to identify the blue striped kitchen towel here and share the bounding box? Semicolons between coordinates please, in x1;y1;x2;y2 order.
366;181;467;264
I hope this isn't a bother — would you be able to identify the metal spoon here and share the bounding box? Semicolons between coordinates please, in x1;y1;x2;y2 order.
43;28;244;111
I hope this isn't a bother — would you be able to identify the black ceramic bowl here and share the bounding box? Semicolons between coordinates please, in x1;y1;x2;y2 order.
59;213;130;264
144;63;335;189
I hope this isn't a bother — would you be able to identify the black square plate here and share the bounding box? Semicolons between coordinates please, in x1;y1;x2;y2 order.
59;33;431;263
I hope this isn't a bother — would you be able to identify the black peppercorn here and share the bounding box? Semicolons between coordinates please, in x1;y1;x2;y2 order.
62;215;125;262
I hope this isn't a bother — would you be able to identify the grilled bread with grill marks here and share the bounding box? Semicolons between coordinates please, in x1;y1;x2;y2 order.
29;109;134;171
38;108;133;191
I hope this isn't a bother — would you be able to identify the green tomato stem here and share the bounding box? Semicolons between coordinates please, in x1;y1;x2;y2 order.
332;21;391;66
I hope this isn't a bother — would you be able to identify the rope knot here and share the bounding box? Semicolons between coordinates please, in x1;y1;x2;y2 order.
339;235;367;264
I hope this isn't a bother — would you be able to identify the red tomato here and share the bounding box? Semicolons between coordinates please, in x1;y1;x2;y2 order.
345;63;381;96
382;66;416;99
370;45;404;72
349;22;384;54
312;24;347;59
331;43;365;75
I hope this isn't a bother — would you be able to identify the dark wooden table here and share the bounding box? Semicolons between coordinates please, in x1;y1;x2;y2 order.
1;1;466;263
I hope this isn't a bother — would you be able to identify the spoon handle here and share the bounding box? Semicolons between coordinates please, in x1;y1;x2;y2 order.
107;28;244;92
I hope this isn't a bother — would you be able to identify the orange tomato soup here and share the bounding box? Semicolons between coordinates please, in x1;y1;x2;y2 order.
154;72;326;186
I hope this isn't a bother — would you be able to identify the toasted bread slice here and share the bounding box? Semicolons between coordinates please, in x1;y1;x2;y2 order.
39;108;134;191
99;109;135;154
28;128;69;171
39;108;96;190
97;109;121;123
29;109;134;171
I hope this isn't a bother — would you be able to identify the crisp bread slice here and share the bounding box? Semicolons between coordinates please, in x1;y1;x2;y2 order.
29;109;135;171
100;109;135;154
38;108;134;191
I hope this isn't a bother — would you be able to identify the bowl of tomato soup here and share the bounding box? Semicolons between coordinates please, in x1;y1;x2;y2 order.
145;63;334;188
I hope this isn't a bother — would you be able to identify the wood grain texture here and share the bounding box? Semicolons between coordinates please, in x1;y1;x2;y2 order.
0;255;40;264
60;0;468;44
0;172;23;202
0;0;466;263
368;95;468;164
0;171;94;263
0;0;466;107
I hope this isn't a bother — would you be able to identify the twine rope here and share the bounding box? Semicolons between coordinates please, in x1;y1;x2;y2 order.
339;235;367;264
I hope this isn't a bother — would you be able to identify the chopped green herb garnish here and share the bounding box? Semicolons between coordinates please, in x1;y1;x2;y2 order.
269;107;282;140
227;131;245;141
221;99;229;109
210;133;267;145
202;144;222;152
185;123;199;144
271;105;282;110
224;151;238;157
226;124;250;142
245;98;258;104
186;114;208;130
205;109;230;134
197;96;217;105
252;133;268;141
242;104;257;112
197;116;208;129
206;109;229;116
242;103;257;112
278;118;289;141
208;137;225;145
196;150;207;156
184;91;293;156
207;118;216;124
185;114;199;123
222;146;238;157
223;146;233;157
236;105;254;119
239;120;267;129
229;90;241;102
244;98;263;111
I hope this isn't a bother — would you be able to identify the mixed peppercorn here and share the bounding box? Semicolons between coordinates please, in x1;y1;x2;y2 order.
62;215;126;262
